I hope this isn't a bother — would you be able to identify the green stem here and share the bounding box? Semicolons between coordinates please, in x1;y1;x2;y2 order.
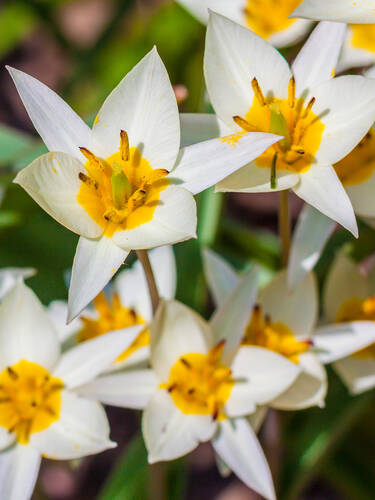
136;250;159;314
279;190;291;267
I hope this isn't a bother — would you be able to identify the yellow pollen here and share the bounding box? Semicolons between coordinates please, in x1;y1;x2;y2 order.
221;132;247;147
77;132;169;237
161;341;234;420
77;292;149;363
334;130;375;186
237;78;324;176
0;360;63;445
351;24;375;54
336;296;375;360
244;0;303;40
243;305;311;363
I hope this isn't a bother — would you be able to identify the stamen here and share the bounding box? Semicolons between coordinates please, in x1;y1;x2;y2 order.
233;115;259;132
78;172;98;189
251;78;266;106
0;397;10;404
120;130;129;162
302;97;316;119
288;77;295;108
187;388;195;395
180;358;192;369
168;383;177;393
79;147;105;172
7;367;18;380
270;153;278;189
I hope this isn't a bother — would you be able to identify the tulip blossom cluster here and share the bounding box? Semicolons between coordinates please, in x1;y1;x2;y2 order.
2;2;375;500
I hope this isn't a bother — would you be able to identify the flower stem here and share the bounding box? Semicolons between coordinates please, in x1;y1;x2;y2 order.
135;249;165;500
279;190;291;267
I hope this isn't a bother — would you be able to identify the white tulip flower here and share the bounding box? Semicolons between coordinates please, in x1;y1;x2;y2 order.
292;0;375;23
79;271;301;499
49;245;176;370
0;280;144;500
176;0;312;48
0;267;35;301
338;25;375;71
318;252;375;394
201;14;375;236
203;249;375;408
9;48;280;323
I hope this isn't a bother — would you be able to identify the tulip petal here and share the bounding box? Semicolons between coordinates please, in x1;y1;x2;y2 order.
210;267;259;364
0;267;35;301
53;326;143;388
293;165;358;237
78;369;158;409
292;0;375;23
47;300;83;342
334;356;375;395
0;428;15;452
0;281;60;371
113;186;197;250
176;0;245;25
31;391;114;459
202;248;239;306
150;300;211;381
292;21;346;96
171;132;282;195
204;12;292;128
345;169;375;218
91;48;179;172
212;418;275;500
0;444;41;500
142;389;217;463
68;236;129;322
288;205;335;290
7;67;91;159
313;322;375;364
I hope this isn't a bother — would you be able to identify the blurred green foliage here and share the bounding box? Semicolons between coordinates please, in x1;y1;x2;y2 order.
0;1;374;499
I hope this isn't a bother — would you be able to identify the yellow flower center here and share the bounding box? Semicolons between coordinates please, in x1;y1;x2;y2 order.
235;78;324;186
351;24;375;54
336;296;375;359
334;130;375;186
77;291;149;363
244;0;302;40
243;304;311;363
161;341;234;420
77;131;170;238
0;360;63;445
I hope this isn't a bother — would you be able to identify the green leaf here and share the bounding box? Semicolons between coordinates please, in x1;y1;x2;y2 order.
0;125;34;166
0;4;36;58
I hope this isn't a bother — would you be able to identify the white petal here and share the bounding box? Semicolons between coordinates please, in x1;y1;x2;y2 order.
202;248;239;306
142;389;217;463
204;12;292;128
334;356;375;395
171;132;282;195
68;236;129;322
53;326;143;388
269;19;312;48
365;65;375;78
216;162;299;193
288;205;336;290
292;21;346;96
210;267;259;365
145;245;177;301
0;268;35;301
180;113;231;147
323;252;368;322
78;369;158;409
248;407;268;434
0;281;60;371
338;28;375;72
212;418;275;500
30;391;114;459
293;165;358;237
151;300;211;381
313;76;375;165
91;48;179;172
313;322;375;364
0;427;15;452
229;346;301;406
113;186;197;250
271;352;327;410
7;67;91;159
14;152;103;239
346;169;375;218
292;0;375;23
259;270;318;339
0;444;41;500
176;0;245;25
47;300;83;342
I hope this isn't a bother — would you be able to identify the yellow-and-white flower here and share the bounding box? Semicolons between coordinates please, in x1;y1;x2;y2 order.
0;280;144;500
176;0;312;48
0;267;35;300
338;25;375;71
292;0;375;23
202;14;375;236
319;252;375;394
79;272;300;499
49;245;176;370
9;48;280;323
288;110;375;289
